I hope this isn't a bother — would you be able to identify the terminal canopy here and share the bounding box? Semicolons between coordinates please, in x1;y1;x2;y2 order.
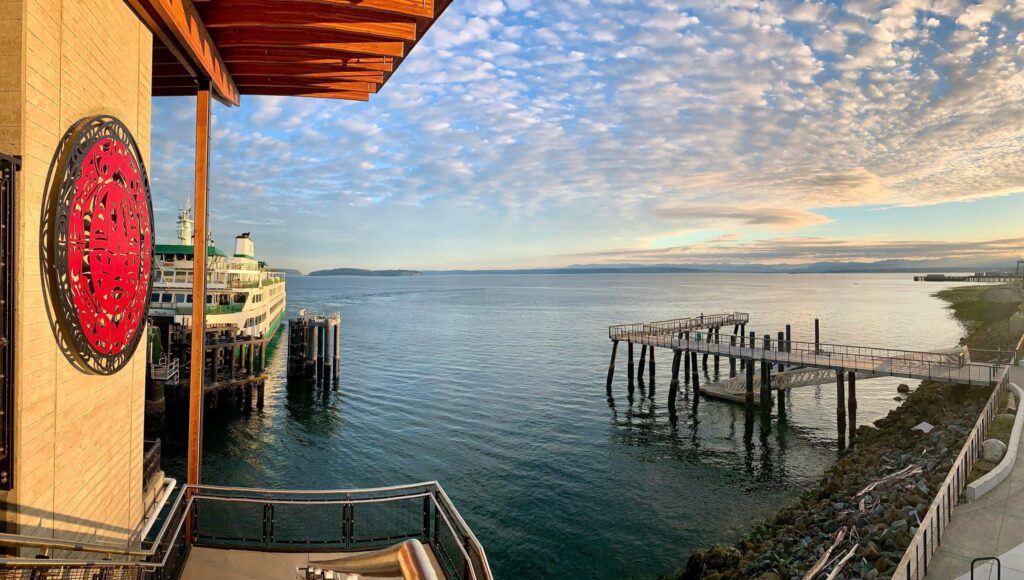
128;0;453;105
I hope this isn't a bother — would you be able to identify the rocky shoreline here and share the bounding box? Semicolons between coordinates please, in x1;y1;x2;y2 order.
671;285;1022;580
675;381;989;579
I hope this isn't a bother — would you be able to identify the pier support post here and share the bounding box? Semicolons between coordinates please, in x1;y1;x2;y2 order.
261;342;267;374
627;342;635;394
760;335;772;410
648;346;655;387
320;325;327;385
332;321;341;387
713;327;720;370
637;345;647;384
669;349;682;405
606;341;619;395
777;331;785;372
729;336;737;377
785;324;791;353
684;345;690;386
777;387;786;416
847;371;857;444
836;370;847;449
745;359;754;410
249;343;255;375
690;351;699;392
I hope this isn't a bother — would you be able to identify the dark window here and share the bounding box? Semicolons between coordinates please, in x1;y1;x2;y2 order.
0;154;18;490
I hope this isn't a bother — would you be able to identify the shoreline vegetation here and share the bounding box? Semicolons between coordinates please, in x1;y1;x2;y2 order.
672;284;1024;580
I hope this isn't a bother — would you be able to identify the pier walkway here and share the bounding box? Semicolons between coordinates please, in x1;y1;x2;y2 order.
609;316;1002;387
927;366;1024;580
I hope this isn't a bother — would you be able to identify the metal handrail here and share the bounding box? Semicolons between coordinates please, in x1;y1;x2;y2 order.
0;481;493;580
892;344;1018;579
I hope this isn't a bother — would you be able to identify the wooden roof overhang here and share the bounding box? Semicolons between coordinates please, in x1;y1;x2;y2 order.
127;0;454;106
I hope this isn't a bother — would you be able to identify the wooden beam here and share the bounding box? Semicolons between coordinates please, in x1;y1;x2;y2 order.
188;80;211;494
211;28;407;58
211;47;396;71
155;62;386;83
128;0;239;105
200;1;419;41
234;77;379;92
262;0;435;19
234;87;371;100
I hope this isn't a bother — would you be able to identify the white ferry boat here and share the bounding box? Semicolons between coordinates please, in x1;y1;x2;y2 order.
148;201;286;340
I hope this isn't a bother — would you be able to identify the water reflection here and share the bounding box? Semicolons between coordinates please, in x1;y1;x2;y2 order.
608;378;810;488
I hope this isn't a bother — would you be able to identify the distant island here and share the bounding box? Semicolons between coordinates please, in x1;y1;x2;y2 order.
276;268;304;277
309;268;423;277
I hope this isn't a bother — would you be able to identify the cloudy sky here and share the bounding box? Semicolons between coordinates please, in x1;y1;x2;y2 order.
151;0;1024;272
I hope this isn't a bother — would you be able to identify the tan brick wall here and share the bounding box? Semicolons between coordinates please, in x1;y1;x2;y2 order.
8;0;152;543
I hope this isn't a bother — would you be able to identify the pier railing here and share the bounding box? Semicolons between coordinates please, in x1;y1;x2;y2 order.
608;325;1003;385
639;313;749;336
892;357;1014;580
0;482;492;580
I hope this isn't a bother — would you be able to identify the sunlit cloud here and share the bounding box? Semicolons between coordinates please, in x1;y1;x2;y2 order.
152;0;1024;270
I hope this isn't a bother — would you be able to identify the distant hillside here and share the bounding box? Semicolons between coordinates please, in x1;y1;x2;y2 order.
309;268;422;277
276;268;304;277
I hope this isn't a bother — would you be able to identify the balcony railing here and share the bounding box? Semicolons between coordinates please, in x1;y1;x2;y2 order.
0;481;492;580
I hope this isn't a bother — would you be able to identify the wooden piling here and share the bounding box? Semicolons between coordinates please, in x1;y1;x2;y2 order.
332;320;341;387
785;324;791;352
760;335;772;409
777;386;786;416
669;349;682;404
690;351;699;391
637;345;647;383
836;369;847;449
713;327;720;369
648;346;655;386
684;344;690;386
627;342;635;392
847;371;857;443
815;319;820;352
729;336;737;377
745;359;754;410
606;340;619;394
777;331;785;372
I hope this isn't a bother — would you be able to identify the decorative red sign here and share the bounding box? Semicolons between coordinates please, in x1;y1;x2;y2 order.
42;116;154;375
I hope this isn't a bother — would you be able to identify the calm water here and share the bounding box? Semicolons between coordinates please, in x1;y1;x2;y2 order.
163;273;966;578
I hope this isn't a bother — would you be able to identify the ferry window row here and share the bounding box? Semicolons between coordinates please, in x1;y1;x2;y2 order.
245;312;269;328
151;293;218;304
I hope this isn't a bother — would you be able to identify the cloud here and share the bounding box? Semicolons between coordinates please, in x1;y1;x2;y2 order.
151;0;1024;269
567;236;1024;266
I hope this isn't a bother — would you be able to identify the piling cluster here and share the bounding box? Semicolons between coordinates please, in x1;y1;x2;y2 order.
288;309;341;387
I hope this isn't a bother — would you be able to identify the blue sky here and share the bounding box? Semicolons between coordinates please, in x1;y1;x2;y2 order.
152;0;1024;272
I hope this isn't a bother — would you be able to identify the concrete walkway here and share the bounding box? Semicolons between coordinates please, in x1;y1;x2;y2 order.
928;366;1024;579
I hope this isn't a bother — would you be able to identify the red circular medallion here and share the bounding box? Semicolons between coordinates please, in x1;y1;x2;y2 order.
42;116;154;374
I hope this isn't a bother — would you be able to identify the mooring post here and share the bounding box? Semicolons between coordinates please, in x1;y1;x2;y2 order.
638;345;647;383
669;349;682;405
815;319;820;353
606;340;619;394
729;336;737;377
320;324;328;385
836;369;847;449
777;331;785;372
777;386;786;416
847;371;857;443
627;342;635;392
785;324;792;353
745;358;755;410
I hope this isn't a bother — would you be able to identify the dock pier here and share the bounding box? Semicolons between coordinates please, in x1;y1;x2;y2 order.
605;312;1005;447
160;323;270;413
288;309;342;386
